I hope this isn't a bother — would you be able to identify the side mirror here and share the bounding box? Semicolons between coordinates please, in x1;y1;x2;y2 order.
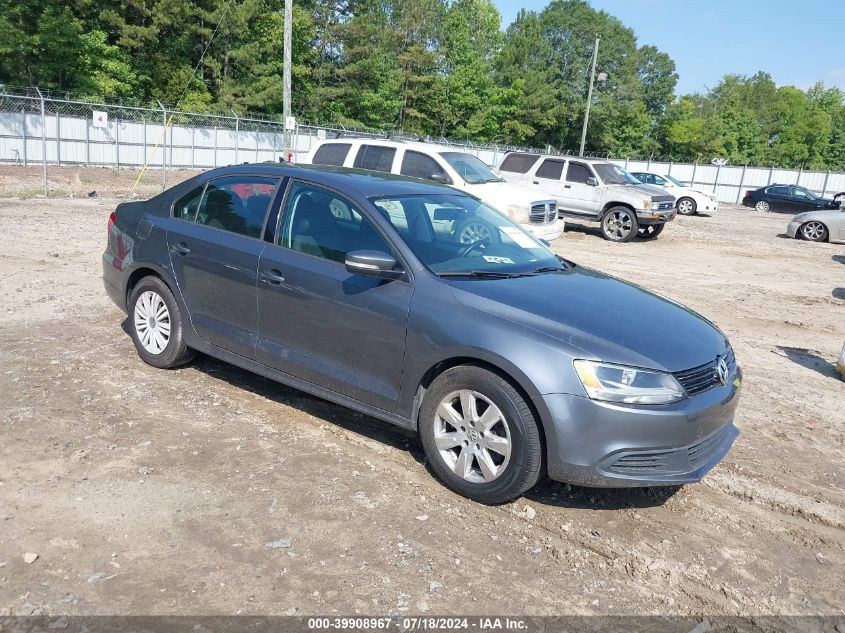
345;250;402;279
586;176;598;186
429;173;450;184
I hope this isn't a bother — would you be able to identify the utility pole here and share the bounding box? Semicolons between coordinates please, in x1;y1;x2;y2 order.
579;35;600;158
283;0;292;159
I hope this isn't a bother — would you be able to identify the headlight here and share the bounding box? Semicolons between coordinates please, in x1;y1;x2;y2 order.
573;360;685;405
507;204;530;224
642;199;654;210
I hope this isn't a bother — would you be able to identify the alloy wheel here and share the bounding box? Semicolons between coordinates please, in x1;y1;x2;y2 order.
801;221;826;241
133;290;172;355
432;389;512;484
604;210;633;240
755;200;770;212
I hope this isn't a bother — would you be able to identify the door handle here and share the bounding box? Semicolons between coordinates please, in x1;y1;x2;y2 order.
172;242;190;256
533;180;539;185
564;184;572;189
261;269;285;285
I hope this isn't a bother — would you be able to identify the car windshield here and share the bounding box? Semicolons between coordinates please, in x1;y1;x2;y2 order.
439;152;501;184
370;193;562;276
664;175;686;187
593;163;632;185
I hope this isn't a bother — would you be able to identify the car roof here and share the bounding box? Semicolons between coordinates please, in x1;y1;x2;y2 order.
503;151;612;164
315;137;476;156
198;162;462;198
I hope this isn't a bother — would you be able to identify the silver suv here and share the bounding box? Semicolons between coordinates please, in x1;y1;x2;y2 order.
496;152;677;242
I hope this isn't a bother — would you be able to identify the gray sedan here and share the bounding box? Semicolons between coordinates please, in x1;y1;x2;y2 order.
104;163;741;504
786;194;845;243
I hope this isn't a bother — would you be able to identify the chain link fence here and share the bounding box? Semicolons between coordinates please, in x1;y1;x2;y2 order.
1;87;844;203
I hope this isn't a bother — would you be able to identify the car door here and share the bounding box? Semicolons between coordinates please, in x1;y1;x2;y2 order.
559;161;599;216
529;157;566;201
255;180;414;412
167;174;281;358
790;186;819;212
764;186;793;212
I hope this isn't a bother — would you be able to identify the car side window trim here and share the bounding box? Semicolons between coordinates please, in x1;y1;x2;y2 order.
272;178;414;283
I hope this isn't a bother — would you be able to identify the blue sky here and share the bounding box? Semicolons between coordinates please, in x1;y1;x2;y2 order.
492;0;845;95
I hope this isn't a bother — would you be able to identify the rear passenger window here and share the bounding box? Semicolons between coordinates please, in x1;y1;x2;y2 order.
312;143;351;166
173;184;206;221
566;162;591;184
498;153;539;174
196;176;280;238
353;145;396;172
400;150;449;182
768;186;788;195
535;159;565;180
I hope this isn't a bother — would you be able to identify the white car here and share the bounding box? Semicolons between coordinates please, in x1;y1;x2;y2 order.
303;138;565;242
630;172;719;215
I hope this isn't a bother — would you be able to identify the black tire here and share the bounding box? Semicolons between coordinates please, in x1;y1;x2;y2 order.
128;276;194;369
637;223;665;240
799;221;828;242
676;197;697;215
419;365;543;504
601;206;639;242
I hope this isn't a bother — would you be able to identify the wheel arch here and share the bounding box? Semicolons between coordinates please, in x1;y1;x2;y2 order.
411;354;550;473
600;201;636;217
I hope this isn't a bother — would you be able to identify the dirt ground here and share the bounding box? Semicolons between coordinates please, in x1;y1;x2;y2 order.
1;179;844;619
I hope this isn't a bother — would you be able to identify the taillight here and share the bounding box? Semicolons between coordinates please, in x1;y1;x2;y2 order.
744;191;752;199
108;211;116;237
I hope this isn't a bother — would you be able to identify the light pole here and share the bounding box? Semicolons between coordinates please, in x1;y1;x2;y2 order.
283;0;292;158
579;35;602;157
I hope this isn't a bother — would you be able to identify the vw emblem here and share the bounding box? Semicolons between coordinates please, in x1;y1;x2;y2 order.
716;356;729;386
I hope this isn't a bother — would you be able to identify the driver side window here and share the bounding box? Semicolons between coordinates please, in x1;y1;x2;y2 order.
280;181;392;263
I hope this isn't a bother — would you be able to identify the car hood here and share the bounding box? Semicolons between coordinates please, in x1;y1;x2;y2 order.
608;183;675;202
448;266;727;373
464;180;553;208
794;209;844;221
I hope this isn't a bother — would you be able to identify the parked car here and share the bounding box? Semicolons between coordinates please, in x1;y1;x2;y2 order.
786;192;845;243
304;138;564;242
495;152;676;242
629;172;719;215
104;163;741;504
742;184;840;214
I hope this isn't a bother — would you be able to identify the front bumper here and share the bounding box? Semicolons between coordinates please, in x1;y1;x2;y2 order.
786;220;801;238
535;368;742;487
522;218;566;241
636;209;676;225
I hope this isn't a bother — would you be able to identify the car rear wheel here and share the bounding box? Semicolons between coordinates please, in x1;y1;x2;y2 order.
601;206;638;242
129;276;194;369
419;365;542;504
755;200;770;212
677;197;697;215
637;223;665;239
800;221;828;242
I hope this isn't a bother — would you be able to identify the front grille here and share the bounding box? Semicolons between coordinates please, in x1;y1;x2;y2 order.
530;201;557;224
606;424;733;476
673;347;736;396
657;201;674;211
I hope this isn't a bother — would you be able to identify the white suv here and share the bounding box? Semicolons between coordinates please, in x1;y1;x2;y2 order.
304;139;564;241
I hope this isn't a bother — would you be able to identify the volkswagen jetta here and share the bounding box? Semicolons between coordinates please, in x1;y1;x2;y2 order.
104;164;741;504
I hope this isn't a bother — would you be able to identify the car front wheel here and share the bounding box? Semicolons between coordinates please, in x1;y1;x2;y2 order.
129;276;194;369
755;200;770;212
419;365;542;504
677;197;697;215
800;221;828;242
601;207;638;242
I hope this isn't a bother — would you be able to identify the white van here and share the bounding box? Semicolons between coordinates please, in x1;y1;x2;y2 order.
303;138;564;242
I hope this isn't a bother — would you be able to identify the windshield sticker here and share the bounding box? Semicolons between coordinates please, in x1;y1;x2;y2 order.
483;255;514;264
499;226;538;248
